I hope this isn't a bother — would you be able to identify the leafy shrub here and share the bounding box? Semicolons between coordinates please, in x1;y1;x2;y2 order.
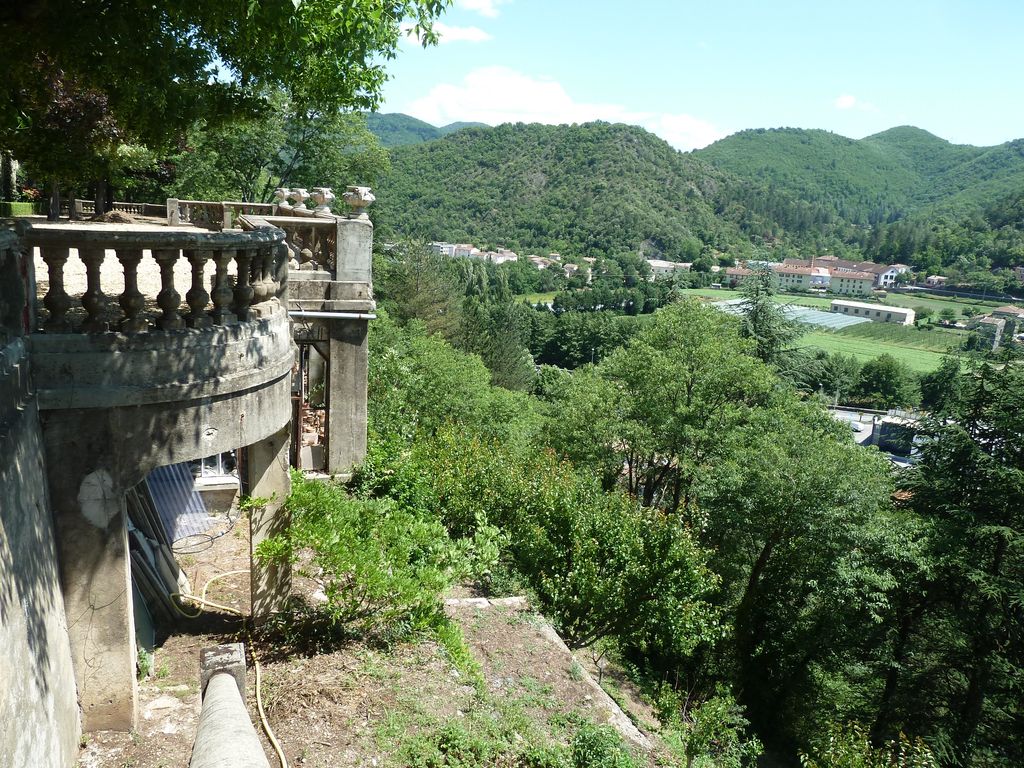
256;472;500;648
400;717;642;768
800;722;937;768
362;428;718;656
651;685;762;768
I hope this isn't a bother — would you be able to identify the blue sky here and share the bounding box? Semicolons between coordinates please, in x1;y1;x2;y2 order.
381;0;1024;150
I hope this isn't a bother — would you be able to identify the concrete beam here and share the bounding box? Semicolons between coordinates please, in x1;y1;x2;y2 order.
247;425;292;618
326;318;368;475
51;467;137;732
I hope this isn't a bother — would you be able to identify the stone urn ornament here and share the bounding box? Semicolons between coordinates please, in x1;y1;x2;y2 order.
273;188;291;209
289;188;310;209
310;187;335;213
342;186;375;218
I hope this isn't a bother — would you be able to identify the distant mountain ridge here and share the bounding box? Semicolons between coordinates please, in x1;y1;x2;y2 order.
371;119;1024;273
695;126;1024;222
365;112;490;147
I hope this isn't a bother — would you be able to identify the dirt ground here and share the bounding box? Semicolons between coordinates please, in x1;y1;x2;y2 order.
78;511;664;768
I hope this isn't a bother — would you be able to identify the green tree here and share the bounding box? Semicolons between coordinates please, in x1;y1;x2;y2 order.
709;403;900;752
2;0;447;191
171;98;389;203
548;301;775;513
880;363;1024;766
738;265;800;365
918;356;962;412
374;241;463;340
854;355;920;409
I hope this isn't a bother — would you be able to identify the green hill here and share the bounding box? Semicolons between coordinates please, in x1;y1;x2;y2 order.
696;126;1024;223
697;127;924;224
364;113;490;147
371;121;750;259
365;113;443;147
371;120;1024;275
438;120;489;135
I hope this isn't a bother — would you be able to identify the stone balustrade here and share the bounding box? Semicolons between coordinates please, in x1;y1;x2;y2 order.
166;199;274;230
238;214;336;272
68;199;166;217
21;223;287;335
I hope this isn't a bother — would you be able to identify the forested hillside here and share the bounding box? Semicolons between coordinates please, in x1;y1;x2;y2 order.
698;125;1024;222
371;121;770;260
372;120;1024;279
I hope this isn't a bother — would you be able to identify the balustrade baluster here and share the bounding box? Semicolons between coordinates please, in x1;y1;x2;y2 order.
273;242;288;297
79;247;108;333
210;249;236;325
260;246;275;301
153;248;185;330
249;251;265;304
319;228;331;270
185;249;212;329
233;249;255;321
306;226;318;268
41;245;73;332
116;248;148;334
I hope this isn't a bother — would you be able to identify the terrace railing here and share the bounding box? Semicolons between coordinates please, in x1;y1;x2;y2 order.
166;199;277;230
23;223;287;335
67;199;166;217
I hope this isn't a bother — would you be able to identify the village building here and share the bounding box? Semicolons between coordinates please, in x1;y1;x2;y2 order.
830;300;916;325
645;258;690;279
829;270;876;296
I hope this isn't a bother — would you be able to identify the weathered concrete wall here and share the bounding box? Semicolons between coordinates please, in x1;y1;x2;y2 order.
0;338;80;767
34;303;293;731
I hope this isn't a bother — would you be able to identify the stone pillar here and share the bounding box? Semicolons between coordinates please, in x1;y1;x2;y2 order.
334;216;373;283
47;459;137;732
246;425;291;618
326;318;368;476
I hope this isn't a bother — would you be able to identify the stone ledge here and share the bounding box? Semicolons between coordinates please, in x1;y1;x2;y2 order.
30;305;292;410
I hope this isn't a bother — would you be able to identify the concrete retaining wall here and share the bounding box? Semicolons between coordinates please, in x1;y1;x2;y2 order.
0;338;80;767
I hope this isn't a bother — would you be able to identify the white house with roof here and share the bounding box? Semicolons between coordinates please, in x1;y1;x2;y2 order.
646;259;690;279
830;271;875;296
827;301;917;325
865;263;911;288
831;300;915;325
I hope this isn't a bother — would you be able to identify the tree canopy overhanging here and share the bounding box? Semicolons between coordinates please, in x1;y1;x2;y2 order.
0;1;448;181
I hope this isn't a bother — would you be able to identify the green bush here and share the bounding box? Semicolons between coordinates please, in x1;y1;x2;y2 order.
256;472;500;648
400;717;642;768
0;201;42;216
800;722;937;768
651;686;762;768
360;429;717;656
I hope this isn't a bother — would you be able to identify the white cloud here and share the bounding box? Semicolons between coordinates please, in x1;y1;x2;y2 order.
433;22;492;43
402;21;492;44
405;67;724;150
459;0;509;18
833;94;878;112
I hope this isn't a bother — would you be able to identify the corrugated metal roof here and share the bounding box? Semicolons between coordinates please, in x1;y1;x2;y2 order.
145;463;216;544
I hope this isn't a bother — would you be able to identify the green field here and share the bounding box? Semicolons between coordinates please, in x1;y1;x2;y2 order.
521;291;557;304
875;292;1003;316
796;329;957;372
836;321;969;352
